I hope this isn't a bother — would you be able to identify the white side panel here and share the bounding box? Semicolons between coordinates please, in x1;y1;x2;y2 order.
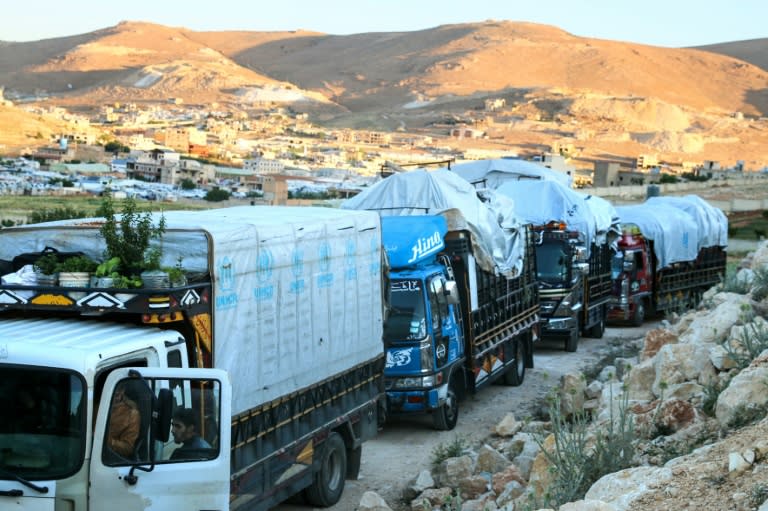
208;208;384;415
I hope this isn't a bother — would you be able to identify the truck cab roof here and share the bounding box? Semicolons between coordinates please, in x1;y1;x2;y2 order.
0;317;179;373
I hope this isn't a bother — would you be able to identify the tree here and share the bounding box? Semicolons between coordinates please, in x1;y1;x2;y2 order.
179;178;197;190
204;188;230;202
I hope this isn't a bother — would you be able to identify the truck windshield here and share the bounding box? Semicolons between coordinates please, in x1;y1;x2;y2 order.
0;367;85;480
535;240;570;284
385;279;427;342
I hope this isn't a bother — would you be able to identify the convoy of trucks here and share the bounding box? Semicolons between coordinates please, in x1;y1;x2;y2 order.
608;195;728;325
0;206;386;510
342;169;540;429
452;168;620;352
0;161;731;510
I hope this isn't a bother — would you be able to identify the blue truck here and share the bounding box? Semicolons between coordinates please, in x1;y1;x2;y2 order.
380;214;540;430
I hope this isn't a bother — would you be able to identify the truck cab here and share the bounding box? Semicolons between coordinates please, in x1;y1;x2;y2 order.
609;230;652;325
0;317;231;511
382;216;465;430
533;223;597;351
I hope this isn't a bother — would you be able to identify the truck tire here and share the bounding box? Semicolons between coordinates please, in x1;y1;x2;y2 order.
502;338;526;386
433;379;459;431
305;432;347;507
565;327;579;352
586;309;605;339
631;302;645;327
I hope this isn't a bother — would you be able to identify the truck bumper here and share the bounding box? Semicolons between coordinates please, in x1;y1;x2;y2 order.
540;316;577;337
607;300;632;322
385;384;447;415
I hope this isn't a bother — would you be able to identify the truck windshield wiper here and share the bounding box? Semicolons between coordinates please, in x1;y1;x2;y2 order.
0;467;49;494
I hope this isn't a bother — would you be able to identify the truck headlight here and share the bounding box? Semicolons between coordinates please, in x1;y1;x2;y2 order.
392;375;436;389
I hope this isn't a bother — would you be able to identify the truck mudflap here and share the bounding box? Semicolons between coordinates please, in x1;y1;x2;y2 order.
229;355;384;510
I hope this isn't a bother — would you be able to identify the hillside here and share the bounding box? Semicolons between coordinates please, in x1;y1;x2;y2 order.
1;20;767;168
696;37;768;72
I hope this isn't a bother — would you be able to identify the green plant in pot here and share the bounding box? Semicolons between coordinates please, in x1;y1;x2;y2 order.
56;255;97;288
97;190;166;284
94;256;122;287
33;253;60;286
164;256;187;287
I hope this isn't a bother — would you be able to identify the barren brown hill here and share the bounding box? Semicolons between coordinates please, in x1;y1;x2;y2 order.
1;20;767;168
218;20;768;117
696;37;768;73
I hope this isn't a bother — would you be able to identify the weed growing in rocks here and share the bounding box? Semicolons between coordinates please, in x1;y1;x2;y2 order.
430;434;469;469
751;266;768;301
528;385;638;509
723;321;768;369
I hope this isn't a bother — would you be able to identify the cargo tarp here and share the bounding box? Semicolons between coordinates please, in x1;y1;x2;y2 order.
341;168;525;277
0;206;385;416
616;203;700;268
450;158;573;188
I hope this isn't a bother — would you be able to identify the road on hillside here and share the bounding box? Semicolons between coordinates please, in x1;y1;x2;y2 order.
276;321;661;511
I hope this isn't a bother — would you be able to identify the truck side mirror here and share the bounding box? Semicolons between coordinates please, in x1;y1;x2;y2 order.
444;280;460;305
154;388;173;443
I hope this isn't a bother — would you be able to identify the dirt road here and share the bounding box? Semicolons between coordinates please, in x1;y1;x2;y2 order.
276;322;659;511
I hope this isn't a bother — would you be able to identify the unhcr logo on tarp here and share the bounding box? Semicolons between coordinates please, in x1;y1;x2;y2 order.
216;256;238;310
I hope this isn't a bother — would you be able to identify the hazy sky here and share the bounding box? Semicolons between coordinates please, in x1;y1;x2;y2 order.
2;0;765;47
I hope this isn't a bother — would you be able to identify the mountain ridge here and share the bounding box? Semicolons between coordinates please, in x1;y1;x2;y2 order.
1;20;767;168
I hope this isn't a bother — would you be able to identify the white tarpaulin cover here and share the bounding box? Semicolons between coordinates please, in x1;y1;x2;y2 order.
616;203;700;268
646;195;728;249
341;168;525;277
0;206;384;416
494;179;607;254
450;158;573;188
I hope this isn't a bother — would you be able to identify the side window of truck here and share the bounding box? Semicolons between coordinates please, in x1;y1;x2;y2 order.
428;277;449;330
159;379;222;463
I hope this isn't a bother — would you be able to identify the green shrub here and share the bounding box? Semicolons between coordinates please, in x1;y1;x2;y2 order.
531;387;637;509
723;322;768;370
430;434;469;469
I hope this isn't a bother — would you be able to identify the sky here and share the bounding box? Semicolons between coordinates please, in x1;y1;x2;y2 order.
2;0;766;48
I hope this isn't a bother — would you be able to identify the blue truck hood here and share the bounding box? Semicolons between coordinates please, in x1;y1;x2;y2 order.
382;215;447;268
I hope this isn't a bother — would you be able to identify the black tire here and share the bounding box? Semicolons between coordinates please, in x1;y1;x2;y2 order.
433;379;459;431
502;339;526;386
631;302;646;327
586;313;605;339
304;433;347;507
565;327;579;352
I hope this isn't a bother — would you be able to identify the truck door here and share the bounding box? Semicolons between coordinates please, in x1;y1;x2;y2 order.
428;274;462;366
90;368;231;511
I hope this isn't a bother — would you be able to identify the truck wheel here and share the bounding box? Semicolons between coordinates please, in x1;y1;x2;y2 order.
631;302;645;327
305;433;347;507
502;339;526;386
586;316;605;339
565;327;579;352
433;380;459;431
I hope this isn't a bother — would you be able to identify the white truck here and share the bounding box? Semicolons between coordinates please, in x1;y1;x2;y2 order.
0;205;385;510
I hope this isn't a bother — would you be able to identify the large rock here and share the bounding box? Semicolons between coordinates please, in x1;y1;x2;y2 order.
585;466;673;510
560;371;587;417
476;444;512;473
652;343;716;396
493;413;523;437
676;293;750;345
625;357;655;401
715;349;768;428
434;455;474;487
359;491;393;511
641;328;678;361
559;500;619;511
402;470;435;502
